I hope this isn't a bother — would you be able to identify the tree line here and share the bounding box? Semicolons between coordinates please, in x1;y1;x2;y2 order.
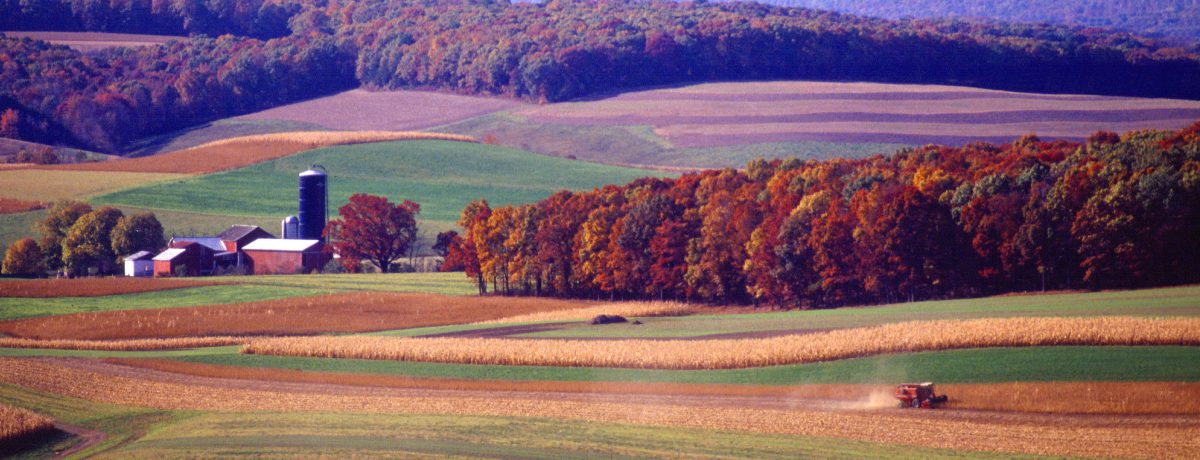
3;0;1200;152
446;123;1200;306
1;201;164;276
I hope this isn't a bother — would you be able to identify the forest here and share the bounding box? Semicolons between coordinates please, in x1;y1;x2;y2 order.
766;0;1200;41
3;0;1200;152
447;123;1200;307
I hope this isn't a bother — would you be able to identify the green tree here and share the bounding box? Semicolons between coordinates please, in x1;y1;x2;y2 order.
2;238;45;275
61;206;124;275
111;213;165;256
36;200;93;271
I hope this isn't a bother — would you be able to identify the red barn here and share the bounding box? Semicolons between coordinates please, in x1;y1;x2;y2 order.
152;242;215;277
242;239;325;275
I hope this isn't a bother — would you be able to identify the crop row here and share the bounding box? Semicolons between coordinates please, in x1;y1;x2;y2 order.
243;316;1200;369
0;403;54;445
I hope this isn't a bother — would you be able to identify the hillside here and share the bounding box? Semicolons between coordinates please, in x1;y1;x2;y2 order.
441;81;1200;168
90;140;666;236
768;0;1200;41
3;0;1200;153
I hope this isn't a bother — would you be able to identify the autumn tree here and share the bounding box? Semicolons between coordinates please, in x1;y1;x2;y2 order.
324;194;420;273
111;213;165;256
458;199;491;294
61;206;124;275
36;200;93;271
2;238;45;276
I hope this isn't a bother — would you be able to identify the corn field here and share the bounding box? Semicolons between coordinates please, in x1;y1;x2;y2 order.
0;403;54;444
244;316;1200;369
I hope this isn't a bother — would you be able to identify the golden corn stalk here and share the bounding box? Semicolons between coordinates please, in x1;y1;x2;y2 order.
244;316;1200;369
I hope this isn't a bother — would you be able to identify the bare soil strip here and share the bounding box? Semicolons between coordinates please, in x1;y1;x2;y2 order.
50;422;105;460
0;278;222;298
108;358;1200;415
2;357;1196;459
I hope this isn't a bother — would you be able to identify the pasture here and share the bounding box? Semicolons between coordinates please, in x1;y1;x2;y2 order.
93;139;666;224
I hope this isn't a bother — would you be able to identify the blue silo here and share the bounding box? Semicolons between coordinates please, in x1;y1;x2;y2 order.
298;166;327;241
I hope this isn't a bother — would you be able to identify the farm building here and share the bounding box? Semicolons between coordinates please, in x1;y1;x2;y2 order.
216;225;275;268
122;251;154;277
242;238;326;275
153;242;216;277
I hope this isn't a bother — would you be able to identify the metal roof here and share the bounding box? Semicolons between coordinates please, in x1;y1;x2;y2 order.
218;225;272;242
123;250;152;261
242;238;322;252
152;248;187;261
171;237;225;252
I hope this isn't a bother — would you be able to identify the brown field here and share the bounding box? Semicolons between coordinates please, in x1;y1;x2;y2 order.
0;336;250;351
2;31;181;52
2;357;1196;459
110;358;1200;415
0;292;595;340
0;277;222;298
0;169;184;201
49;131;477;174
0;197;45;215
515;81;1200;147
0;402;54;445
242;316;1200;369
236;89;521;131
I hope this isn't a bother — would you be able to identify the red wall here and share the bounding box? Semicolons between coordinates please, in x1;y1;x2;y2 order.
245;250;324;275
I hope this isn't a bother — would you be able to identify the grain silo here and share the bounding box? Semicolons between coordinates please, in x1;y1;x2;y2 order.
281;215;299;239
298;165;327;241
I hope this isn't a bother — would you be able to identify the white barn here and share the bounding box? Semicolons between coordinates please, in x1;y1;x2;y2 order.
123;251;154;277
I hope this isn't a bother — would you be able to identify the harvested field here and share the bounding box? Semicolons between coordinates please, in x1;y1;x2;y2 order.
0;197;45;215
2;357;1197;459
1;31;180;51
0;293;595;340
475;301;695;324
0;277;221;298
0;169;184;201
237;89;520;131
109;358;1200;415
242;317;1200;369
515;81;1200;147
0;402;54;445
0;336;250;351
51;131;477;174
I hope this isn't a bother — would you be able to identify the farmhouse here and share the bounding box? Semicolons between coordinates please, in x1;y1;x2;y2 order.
122;251;153;277
153;242;215;277
242;238;326;275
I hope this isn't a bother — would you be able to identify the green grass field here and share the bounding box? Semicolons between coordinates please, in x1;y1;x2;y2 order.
94;140;666;226
0;385;1008;460
0;273;475;321
0;285;318;321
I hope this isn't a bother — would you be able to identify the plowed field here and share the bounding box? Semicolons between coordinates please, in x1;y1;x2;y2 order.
0;292;594;340
2;357;1196;459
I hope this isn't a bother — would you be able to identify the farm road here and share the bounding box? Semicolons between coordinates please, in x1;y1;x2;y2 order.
2;357;1197;459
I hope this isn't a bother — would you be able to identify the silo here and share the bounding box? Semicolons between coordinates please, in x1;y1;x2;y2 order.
281;215;300;239
298;166;327;241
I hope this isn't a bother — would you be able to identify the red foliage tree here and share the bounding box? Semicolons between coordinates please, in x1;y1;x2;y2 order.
324;194;420;273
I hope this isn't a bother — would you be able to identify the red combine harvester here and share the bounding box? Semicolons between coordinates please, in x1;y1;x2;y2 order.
894;382;949;408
